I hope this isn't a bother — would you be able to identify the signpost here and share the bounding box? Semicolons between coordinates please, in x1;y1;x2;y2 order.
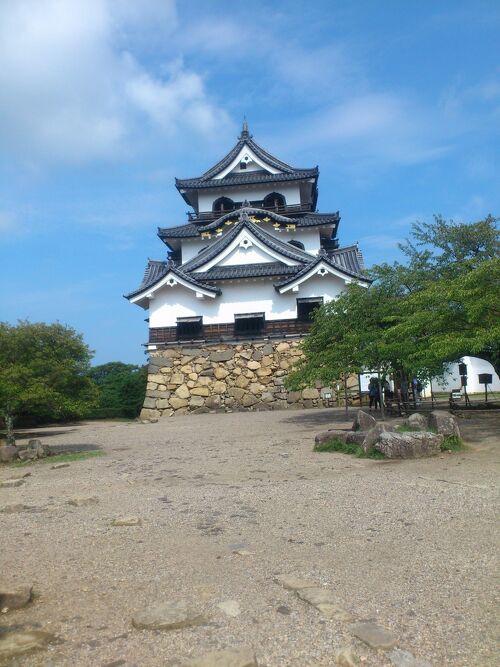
459;363;471;406
478;373;493;403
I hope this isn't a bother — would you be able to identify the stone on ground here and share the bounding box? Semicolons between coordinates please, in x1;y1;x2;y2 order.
274;575;318;590
68;496;99;507
0;445;18;463
362;423;396;453
0;478;25;488
0;631;55;659
1;503;28;513
0;584;33;610
182;648;257;667
352;410;376;432
112;516;141;526
387;648;432;667
296;586;339;608
315;430;347;445
51;462;70;469
132;600;206;630
217;599;241;617
316;603;353;621
345;431;367;446
335;647;360;667
349;621;397;649
428;411;461;437
406;413;428;430
375;431;443;458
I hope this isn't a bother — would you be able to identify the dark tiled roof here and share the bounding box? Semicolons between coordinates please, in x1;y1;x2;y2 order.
176;123;318;189
158;208;339;240
194;263;301;281
274;247;371;290
176;169;318;190
125;260;220;300
181;216;314;272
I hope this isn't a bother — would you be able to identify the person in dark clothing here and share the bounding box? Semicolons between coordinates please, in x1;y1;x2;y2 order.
368;378;380;411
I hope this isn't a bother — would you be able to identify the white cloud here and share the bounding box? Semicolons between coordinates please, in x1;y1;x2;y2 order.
0;0;228;164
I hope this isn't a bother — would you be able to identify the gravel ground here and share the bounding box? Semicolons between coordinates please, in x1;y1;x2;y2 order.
1;408;498;667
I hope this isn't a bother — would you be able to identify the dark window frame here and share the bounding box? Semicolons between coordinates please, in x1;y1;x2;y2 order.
176;316;203;340
296;297;323;321
234;312;265;336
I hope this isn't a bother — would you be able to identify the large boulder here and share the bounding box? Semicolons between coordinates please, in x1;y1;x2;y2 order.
406;413;428;430
428;411;461;437
375;431;443;458
345;431;367;446
315;430;348;446
352;410;376;432
0;446;18;463
362;423;396;453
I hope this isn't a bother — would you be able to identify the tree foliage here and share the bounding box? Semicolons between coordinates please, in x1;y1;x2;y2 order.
286;215;500;390
87;362;147;419
0;321;98;434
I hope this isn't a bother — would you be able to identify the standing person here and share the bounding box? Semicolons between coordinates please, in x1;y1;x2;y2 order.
368;378;380;411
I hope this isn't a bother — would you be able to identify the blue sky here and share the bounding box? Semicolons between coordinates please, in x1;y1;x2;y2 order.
0;0;498;365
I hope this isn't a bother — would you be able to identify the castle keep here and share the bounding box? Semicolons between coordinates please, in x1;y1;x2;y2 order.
126;122;369;417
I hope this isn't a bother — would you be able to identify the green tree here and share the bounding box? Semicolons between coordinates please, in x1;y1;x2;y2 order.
88;362;147;419
286;215;500;393
0;321;98;444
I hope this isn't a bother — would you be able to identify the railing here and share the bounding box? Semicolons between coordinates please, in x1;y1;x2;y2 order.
187;202;314;223
149;318;313;345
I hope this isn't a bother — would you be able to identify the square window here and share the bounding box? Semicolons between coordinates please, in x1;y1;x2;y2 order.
297;297;323;321
177;316;203;339
234;312;265;336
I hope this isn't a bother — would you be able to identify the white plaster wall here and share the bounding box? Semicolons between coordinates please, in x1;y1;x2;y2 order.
198;183;301;212
148;275;345;327
180;226;321;263
218;244;283;266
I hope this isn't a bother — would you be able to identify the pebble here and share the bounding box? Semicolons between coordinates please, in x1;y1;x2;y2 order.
349;621;398;649
0;478;25;488
112;516;141;526
0;630;55;659
274;575;318;590
217;600;241;617
0;584;33;611
51;463;70;469
68;496;99;507
387;648;432;667
131;600;206;630
182;648;257;666
335;648;360;667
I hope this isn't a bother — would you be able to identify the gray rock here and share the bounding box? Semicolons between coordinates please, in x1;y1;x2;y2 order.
0;584;33;610
143;397;157;409
0;445;18;463
375;431;443;458
362;423;396;453
112;516;141;526
406;413;428;430
1;503;28;513
210;350;234;362
68;496;99;507
18;448;38;461
28;439;50;458
387;648;432;667
0;478;25;488
297;587;352;620
183;648;257;667
132;600;206;630
335;648;360;667
352;410;376;432
349;621;397;649
428;411;461;437
345;431;367;446
315;430;348;445
51;462;70;469
274;575;318;590
0;631;55;659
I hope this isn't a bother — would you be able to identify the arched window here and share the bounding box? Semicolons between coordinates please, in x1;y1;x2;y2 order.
263;192;286;210
288;239;305;251
212;197;234;213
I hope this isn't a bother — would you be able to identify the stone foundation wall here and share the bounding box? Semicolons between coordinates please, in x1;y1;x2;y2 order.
141;339;334;419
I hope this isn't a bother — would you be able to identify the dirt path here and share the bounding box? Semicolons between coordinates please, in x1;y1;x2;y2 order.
1;409;498;666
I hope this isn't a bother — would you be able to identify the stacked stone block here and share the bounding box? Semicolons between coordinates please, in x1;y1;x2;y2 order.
141;340;330;419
